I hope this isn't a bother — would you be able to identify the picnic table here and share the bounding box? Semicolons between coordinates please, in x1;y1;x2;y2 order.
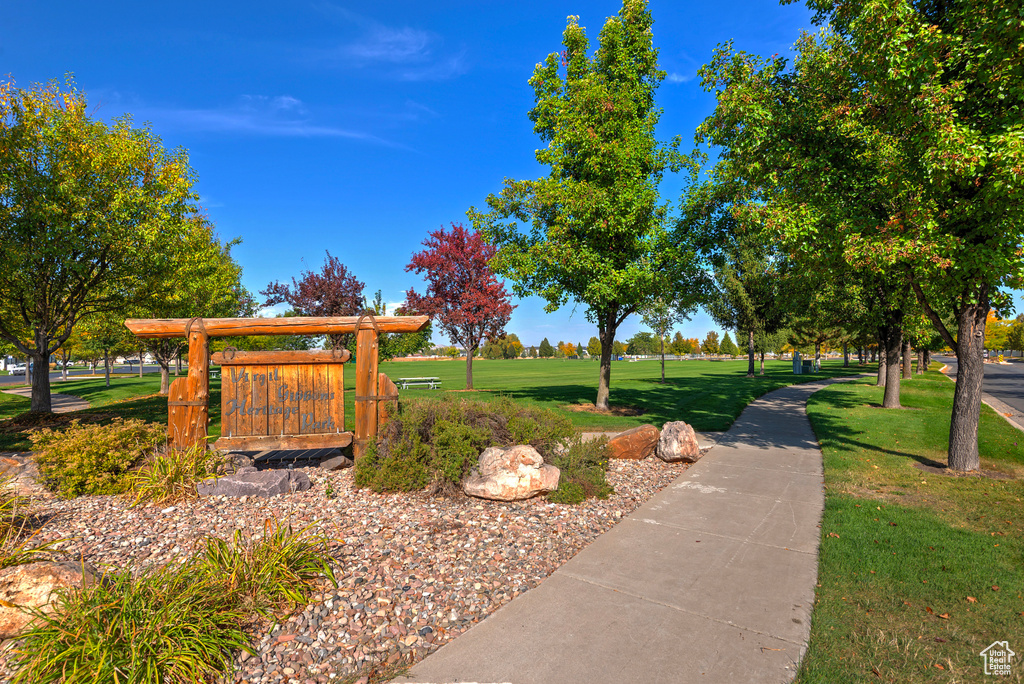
397;377;442;389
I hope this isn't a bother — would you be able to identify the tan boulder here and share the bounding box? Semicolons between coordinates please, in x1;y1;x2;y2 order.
463;445;560;501
656;421;701;463
0;561;97;639
607;425;660;460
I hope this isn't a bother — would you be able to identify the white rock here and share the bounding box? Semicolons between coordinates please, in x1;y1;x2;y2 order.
462;445;560;502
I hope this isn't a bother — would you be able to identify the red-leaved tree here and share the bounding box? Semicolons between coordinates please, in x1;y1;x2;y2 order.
405;223;515;389
262;251;365;348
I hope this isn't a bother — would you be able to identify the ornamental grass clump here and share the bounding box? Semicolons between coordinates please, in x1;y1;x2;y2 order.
30;418;165;497
0;477;59;570
127;443;223;506
11;522;337;684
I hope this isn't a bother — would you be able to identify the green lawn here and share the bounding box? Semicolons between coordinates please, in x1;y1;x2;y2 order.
798;371;1024;683
1;358;864;450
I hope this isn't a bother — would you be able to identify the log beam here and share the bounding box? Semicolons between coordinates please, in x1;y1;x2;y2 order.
126;316;429;339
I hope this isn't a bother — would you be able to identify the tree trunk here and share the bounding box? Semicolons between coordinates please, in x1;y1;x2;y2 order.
948;300;988;472
880;325;902;408
916;348;926;374
843;342;849;367
746;329;755;378
901;339;912;380
29;332;52;412
596;310;617;410
660;334;666;383
814;342;821;372
139;347;144;378
465;345;475;390
876;337;886;387
870;347;877;363
759;351;765;375
104;348;111;388
925;349;931;368
175;351;181;376
858;346;864;365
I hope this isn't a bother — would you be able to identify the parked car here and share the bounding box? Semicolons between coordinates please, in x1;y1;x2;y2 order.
8;363;27;375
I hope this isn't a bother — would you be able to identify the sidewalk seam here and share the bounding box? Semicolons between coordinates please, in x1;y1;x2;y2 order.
557;571;808;648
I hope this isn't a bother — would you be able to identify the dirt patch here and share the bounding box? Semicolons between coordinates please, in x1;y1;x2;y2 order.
912;461;1016;480
0;411;113;434
563;403;645;417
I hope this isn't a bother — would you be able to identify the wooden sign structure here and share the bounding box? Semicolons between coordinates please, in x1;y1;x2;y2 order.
125;315;428;457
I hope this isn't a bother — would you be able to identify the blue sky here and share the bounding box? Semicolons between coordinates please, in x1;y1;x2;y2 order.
3;0;818;347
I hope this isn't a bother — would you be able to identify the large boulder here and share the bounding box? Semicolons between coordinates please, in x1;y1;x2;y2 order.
656;421;701;463
0;561;97;639
463;445;560;502
607;425;660;460
197;469;311;498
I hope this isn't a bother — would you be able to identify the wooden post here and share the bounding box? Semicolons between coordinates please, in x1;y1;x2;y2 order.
178;321;210;452
353;327;379;459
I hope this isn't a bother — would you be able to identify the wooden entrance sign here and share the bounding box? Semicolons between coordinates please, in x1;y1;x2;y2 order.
212;349;351;452
125;314;429;457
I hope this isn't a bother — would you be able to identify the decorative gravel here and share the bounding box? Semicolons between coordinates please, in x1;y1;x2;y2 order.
0;457;693;683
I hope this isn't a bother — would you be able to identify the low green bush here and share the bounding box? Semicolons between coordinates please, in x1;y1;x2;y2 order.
30;418;165;497
355;395;612;502
127;444;223;506
11;522;336;684
547;436;614;504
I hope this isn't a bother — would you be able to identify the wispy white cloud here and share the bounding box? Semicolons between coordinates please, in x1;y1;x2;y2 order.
666;72;693;84
308;4;467;81
139;94;401;146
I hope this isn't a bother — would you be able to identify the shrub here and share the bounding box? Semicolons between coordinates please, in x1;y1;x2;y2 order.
355;395;575;492
354;395;617;502
30;418;165;497
127;444;223;506
547;436;614;504
11;522;336;684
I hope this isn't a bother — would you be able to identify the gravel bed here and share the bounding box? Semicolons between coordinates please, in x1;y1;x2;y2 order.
0;457;692;683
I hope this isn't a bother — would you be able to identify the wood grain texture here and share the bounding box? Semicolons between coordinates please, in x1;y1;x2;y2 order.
353;328;379;459
214;432;353;452
211;349;351;365
167;378;188;449
127;316;428;339
179;329;209;451
328;364;345;434
378;373;399;426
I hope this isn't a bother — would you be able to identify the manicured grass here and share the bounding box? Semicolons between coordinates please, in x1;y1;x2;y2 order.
798;371;1024;683
377;357;861;432
1;358;864;451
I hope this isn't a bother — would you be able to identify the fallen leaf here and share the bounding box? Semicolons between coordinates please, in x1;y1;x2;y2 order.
938;613;950;619
925;606;934;614
889;522;897;526
992;585;1000;591
967;596;977;603
871;667;881;677
935;664;945;670
935;637;947;643
828;532;840;538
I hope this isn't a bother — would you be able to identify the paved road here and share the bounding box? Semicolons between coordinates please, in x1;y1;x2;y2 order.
936;355;1024;416
0;366;161;387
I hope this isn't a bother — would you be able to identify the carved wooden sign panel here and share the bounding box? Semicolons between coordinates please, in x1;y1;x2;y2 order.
211;349;352;452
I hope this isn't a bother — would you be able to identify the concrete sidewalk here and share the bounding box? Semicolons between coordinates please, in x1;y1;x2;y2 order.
1;387;90;413
398;378;852;684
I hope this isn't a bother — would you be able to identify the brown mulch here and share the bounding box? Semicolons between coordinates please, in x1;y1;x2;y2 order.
563;403;645;417
0;412;113;434
912;461;1016;480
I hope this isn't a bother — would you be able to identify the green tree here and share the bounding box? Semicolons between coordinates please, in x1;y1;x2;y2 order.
1007;316;1024;358
641;297;689;382
471;0;704;410
538;338;555;358
625;332;659;356
719;332;739;358
0;79;196;412
702;331;720;356
612;341;627;357
700;0;1024;470
587;336;602;358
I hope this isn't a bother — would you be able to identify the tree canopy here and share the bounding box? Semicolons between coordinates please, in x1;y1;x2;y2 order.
471;0;705;409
